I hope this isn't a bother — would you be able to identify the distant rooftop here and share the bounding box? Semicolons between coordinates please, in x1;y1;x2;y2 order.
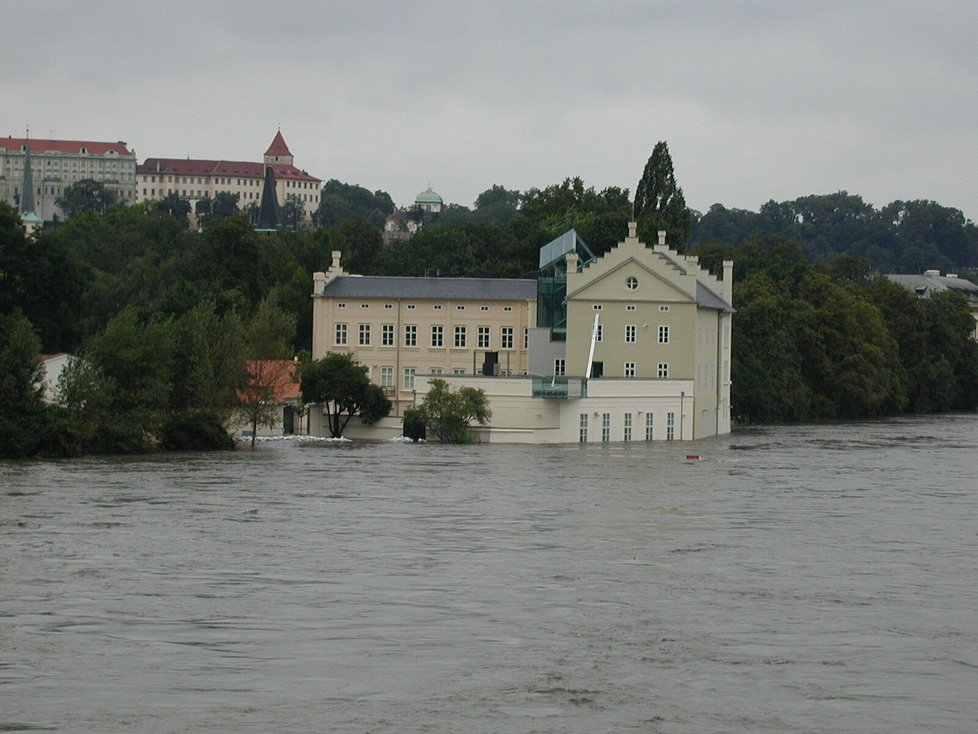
320;276;536;301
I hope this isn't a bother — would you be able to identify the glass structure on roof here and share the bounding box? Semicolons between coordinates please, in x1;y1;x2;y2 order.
536;230;594;341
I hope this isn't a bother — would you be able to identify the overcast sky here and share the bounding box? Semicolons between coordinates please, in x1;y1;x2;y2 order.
4;1;977;220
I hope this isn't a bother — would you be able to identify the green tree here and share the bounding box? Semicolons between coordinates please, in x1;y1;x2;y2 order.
60;307;176;453
633;141;691;249
280;194;306;230
314;179;394;229
339;217;384;275
203;191;240;224
154;192;192;221
0;312;49;458
56;179;118;217
236;300;297;448
300;353;391;438
417;378;491;443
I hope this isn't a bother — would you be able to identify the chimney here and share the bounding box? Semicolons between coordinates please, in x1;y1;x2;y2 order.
658;231;667;247
330;251;342;274
722;260;734;304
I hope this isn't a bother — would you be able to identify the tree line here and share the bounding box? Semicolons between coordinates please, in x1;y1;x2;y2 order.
3;141;978;457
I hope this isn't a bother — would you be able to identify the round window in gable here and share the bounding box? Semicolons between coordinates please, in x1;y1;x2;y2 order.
625;276;639;291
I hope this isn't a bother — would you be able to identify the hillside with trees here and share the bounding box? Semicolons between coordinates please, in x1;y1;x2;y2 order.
3;142;978;457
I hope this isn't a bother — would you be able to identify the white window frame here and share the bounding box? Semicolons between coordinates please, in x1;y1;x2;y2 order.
624;361;636;377
625;325;637;343
478;326;491;349
554;358;566;376
382;324;395;346
657;363;669;378
501;326;514;350
454;325;467;348
404;324;417;347
358;323;370;346
403;368;416;390
431;324;444;347
335;323;348;345
658;325;670;344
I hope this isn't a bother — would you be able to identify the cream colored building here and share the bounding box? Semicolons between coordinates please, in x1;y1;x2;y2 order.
311;252;536;417
135;131;321;221
1;136;137;221
310;222;733;443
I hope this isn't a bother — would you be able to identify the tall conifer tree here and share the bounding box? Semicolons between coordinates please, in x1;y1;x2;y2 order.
634;141;691;249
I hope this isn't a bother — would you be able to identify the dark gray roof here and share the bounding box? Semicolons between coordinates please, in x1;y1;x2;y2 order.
886;273;978;299
320;276;537;301
697;282;734;313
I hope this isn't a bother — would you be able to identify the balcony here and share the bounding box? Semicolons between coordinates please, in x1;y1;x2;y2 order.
531;376;586;399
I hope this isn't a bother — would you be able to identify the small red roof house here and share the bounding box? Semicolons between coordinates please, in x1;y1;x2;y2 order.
232;360;306;440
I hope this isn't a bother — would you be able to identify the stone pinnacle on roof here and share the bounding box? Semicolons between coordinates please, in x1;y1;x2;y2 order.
19;127;36;217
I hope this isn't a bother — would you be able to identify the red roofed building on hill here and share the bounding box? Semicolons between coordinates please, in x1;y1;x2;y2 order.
0;135;137;221
135;131;321;225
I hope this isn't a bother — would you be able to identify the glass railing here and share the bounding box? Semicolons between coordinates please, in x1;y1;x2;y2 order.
531;376;586;399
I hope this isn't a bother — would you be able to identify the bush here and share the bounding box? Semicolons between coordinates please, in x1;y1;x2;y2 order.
160;411;235;451
402;408;426;441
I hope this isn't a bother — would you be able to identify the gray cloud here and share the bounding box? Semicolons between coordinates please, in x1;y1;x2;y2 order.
4;1;976;218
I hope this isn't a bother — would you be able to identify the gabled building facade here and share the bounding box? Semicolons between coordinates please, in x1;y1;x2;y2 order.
1;135;137;221
309;223;733;443
135;131;321;222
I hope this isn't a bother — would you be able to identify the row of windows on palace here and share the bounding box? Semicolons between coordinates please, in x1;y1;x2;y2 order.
387;363;672;390
142;175;317;189
141;187;318;202
11;185;135;199
579;411;678;442
336;322;671;348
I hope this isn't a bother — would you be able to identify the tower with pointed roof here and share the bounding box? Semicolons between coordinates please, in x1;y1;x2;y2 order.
264;130;293;166
18;130;41;233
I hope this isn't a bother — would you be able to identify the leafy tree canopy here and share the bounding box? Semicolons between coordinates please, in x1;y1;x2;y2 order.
300;353;391;438
417;378;491;443
56;179;119;218
634;141;691;249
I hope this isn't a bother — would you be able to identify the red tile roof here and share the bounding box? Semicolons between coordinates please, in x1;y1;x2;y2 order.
136;158;320;182
264;130;292;157
242;360;301;402
1;136;133;156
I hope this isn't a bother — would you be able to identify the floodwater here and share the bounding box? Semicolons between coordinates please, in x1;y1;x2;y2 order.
2;416;978;733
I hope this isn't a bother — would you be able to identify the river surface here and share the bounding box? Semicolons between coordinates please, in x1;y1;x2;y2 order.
2;416;978;733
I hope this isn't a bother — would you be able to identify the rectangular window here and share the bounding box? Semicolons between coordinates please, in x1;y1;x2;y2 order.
593;304;603;311
523;327;528;349
453;368;465;375
478;326;490;348
626;304;637;312
382;324;395;346
554;358;566;376
624;413;633;442
579;413;588;443
645;413;654;441
454;325;467;348
596;324;603;342
430;367;443;375
659;305;670;312
431;325;444;347
501;327;514;349
624;361;636;377
658;325;670;344
380;366;394;388
657;363;669;378
358;323;371;346
625;325;637;343
602;413;611;443
403;368;416;389
404;325;417;346
667;412;675;440
335;323;348;345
